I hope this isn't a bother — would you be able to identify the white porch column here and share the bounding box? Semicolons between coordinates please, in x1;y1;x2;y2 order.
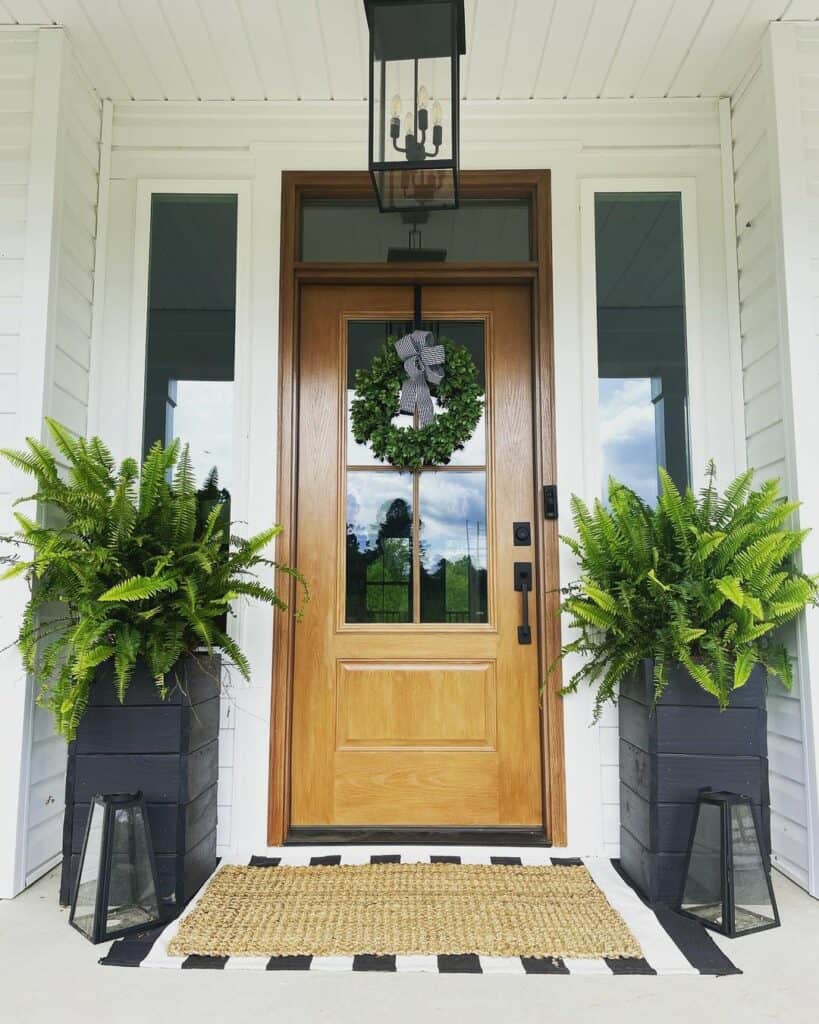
0;28;66;899
763;21;819;898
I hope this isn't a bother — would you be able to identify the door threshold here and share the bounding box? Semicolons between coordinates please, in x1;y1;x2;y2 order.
285;827;551;847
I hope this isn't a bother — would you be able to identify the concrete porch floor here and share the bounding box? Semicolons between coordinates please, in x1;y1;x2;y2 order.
1;867;817;1024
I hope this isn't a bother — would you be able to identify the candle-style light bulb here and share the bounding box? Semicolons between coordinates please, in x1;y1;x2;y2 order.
418;84;429;109
404;112;414;135
391;93;401;117
433;99;443;125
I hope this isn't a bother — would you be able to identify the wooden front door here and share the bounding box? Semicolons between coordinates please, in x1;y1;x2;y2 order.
290;283;544;828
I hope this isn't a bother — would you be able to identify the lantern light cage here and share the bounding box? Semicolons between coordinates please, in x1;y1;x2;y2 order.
365;0;466;213
678;789;780;939
69;792;163;945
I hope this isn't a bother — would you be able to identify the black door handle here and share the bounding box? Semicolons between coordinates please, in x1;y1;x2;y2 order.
514;562;532;645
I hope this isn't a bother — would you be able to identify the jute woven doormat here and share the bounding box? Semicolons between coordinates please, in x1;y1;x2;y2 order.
167;862;643;960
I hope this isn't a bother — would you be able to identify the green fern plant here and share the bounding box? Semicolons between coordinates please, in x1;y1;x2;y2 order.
1;419;307;739
553;462;819;720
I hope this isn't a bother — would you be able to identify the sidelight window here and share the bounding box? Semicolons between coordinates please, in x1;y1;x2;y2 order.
594;192;690;504
142;194;238;514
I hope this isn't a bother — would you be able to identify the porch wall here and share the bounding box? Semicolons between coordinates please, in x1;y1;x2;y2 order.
730;53;812;891
727;23;819;898
0;27;102;898
93;95;738;861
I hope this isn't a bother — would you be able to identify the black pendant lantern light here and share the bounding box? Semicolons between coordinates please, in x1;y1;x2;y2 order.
69;792;163;944
365;0;466;212
678;790;780;938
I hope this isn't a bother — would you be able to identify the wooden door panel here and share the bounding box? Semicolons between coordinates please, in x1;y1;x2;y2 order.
336;661;497;750
290;283;543;828
333;751;499;825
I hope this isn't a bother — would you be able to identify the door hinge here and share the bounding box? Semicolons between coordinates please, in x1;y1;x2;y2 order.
543;484;558;520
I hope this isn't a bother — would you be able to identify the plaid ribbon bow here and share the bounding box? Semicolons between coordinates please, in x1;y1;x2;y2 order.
394;331;445;427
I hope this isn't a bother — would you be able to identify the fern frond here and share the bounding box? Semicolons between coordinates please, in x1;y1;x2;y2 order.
98;575;178;602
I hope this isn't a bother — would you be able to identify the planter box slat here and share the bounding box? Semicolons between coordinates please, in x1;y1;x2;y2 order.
73;696;219;755
620;781;770;854
619;695;765;756
619;739;769;805
72;741;218;805
619;828;689;906
89;658;219;707
619;660;767;708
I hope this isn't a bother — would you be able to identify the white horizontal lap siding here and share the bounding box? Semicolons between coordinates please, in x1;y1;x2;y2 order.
217;696;234;852
22;51;103;889
51;55;99;435
0;29;38;899
793;22;819;895
0;31;34;486
598;705;620;857
732;55;811;891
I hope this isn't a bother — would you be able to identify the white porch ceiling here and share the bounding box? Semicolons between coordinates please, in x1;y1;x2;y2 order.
2;0;818;103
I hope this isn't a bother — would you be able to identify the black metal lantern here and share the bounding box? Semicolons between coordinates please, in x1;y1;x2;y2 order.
679;790;780;938
69;792;163;944
365;0;465;212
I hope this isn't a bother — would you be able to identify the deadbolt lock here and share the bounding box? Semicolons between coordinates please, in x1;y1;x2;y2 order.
513;521;531;546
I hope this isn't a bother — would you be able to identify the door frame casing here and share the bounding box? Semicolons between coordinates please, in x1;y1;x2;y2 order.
268;170;566;846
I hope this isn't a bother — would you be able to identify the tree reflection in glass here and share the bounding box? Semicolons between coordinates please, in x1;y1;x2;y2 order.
346;472;413;623
420;471;487;623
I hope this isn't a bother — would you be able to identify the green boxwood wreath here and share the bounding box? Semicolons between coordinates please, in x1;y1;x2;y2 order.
350;336;484;470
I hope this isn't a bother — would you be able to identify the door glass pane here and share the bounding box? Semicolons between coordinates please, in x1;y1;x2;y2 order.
595;193;690;504
302;198;532;262
347;320;414;467
427;321;485;466
143;194;237;517
419;471;488;623
346;472;413;623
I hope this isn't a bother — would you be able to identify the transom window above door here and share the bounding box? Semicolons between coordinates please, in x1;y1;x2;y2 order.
344;319;489;626
301;198;532;263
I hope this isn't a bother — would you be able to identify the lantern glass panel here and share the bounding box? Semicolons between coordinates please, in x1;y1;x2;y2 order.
368;0;461;212
71;799;106;940
372;167;457;212
731;802;777;933
373;53;454;163
681;800;725;928
105;802;162;936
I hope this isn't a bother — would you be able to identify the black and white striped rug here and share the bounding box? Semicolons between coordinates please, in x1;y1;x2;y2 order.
100;848;739;977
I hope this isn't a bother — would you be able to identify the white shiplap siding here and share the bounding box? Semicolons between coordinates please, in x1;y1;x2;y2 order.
50;54;99;434
731;54;811;890
791;20;819;894
0;29;102;894
23;51;103;888
0;29;38;899
0;31;35;504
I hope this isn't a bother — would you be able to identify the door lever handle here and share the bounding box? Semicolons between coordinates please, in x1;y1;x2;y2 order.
514;562;532;645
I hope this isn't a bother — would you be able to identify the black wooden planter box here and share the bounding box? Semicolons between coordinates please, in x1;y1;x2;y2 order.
60;654;220;909
619;660;770;906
